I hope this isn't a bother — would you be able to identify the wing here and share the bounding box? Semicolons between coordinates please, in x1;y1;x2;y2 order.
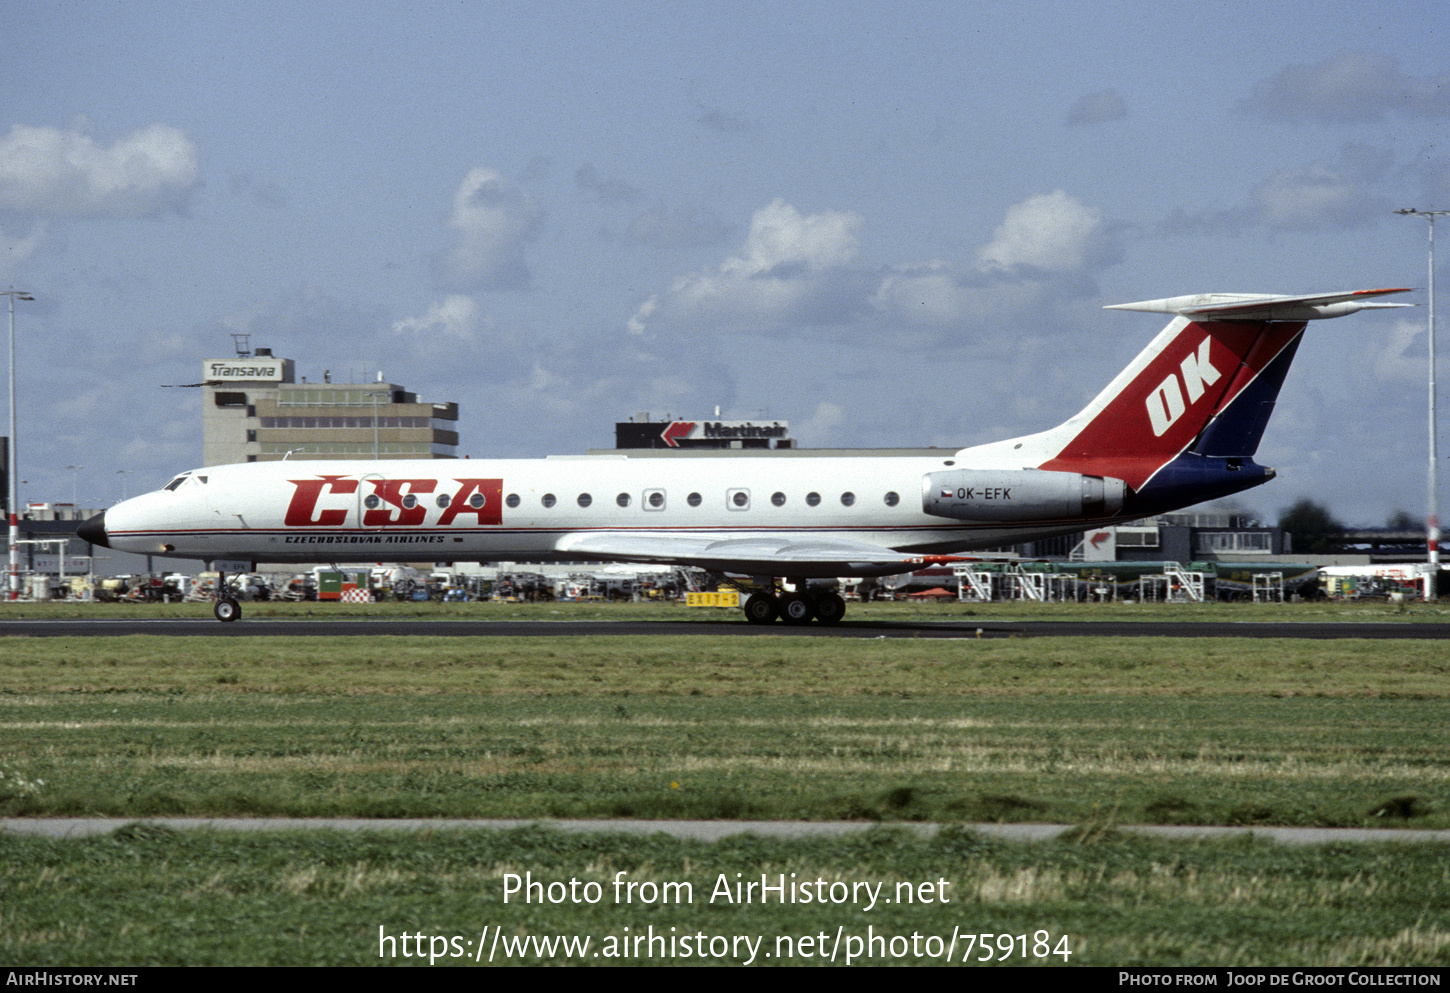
554;531;954;578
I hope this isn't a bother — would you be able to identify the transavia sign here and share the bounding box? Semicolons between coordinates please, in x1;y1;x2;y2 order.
660;420;790;447
204;359;285;381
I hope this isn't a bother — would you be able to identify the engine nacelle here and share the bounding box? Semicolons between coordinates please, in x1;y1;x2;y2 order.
922;468;1126;522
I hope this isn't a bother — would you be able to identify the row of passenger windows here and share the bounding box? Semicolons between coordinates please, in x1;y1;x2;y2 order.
359;489;904;511
365;492;487;510
508;490;902;510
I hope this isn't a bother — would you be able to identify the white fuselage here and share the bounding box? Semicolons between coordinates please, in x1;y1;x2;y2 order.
100;453;1095;570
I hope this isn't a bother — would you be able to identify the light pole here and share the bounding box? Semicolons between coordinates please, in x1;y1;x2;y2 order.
1395;208;1448;601
2;289;32;601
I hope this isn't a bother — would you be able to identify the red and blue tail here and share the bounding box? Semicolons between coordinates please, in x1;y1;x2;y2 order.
975;289;1411;515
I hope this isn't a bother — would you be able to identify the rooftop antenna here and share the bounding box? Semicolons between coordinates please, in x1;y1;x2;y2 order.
231;333;252;358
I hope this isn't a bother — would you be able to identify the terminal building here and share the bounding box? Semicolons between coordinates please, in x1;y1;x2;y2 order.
202;345;459;465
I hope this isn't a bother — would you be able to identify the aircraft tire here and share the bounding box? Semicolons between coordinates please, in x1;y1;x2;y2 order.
214;598;241;623
779;593;815;625
812;592;846;625
743;593;778;625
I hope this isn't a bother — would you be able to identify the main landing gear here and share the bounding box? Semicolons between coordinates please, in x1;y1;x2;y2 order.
742;589;846;626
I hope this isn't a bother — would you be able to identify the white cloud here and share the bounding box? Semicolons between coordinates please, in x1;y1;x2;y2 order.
627;199;870;334
734;199;862;273
393;295;481;341
977;191;1104;273
389;295;494;364
438;168;543;291
0;122;199;218
630;192;1120;338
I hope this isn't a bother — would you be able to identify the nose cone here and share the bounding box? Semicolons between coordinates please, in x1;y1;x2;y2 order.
77;511;110;548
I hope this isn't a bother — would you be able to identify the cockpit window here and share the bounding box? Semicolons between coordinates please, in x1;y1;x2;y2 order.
164;475;189;491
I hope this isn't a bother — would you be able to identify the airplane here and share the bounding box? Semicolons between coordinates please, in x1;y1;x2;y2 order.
78;287;1410;624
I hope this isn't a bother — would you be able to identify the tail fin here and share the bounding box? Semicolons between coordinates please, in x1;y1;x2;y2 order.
1028;288;1409;510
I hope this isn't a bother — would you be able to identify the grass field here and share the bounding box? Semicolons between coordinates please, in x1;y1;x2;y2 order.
2;603;1447;966
4;825;1449;966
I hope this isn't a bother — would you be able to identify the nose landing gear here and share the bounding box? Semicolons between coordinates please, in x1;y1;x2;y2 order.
213;567;241;623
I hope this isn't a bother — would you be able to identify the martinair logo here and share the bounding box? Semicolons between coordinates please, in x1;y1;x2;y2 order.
1145;338;1221;437
660;421;695;447
284;476;504;527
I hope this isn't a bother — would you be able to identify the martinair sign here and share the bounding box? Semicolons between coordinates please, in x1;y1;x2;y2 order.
660;420;790;447
204;359;287;382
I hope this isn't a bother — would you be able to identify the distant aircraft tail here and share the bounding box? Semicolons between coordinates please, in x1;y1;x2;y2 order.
972;288;1411;514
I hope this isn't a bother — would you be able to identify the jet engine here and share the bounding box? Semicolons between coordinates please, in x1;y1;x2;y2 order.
922;468;1126;522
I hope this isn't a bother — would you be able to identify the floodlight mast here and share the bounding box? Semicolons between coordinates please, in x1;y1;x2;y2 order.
2;289;34;600
1394;208;1449;601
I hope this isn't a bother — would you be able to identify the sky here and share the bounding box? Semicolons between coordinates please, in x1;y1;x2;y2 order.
3;0;1449;527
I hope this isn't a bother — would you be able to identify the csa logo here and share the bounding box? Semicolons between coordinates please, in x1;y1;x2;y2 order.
285;476;504;527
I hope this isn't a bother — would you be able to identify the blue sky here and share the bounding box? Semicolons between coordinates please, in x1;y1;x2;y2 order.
3;0;1448;527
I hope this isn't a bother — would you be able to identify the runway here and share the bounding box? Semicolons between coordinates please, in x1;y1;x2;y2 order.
4;817;1449;845
0;616;1446;638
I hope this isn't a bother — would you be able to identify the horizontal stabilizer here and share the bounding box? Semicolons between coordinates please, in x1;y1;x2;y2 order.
1106;287;1412;322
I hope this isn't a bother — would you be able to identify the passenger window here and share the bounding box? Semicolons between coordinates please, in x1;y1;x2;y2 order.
646;490;665;510
436;494;451;509
884;491;900;506
469;493;486;509
616;493;631;507
577;493;592;508
542;493;556;508
729;489;750;510
806;492;821;507
840;492;855;507
506;493;520;508
771;492;786;506
687;492;702;507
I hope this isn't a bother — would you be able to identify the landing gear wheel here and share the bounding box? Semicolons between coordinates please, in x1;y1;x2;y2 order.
812;592;846;625
214;598;241;623
743;593;779;625
779;592;815;625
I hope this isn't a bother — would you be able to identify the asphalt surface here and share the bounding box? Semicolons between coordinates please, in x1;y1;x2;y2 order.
4;817;1449;845
0;616;1446;638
